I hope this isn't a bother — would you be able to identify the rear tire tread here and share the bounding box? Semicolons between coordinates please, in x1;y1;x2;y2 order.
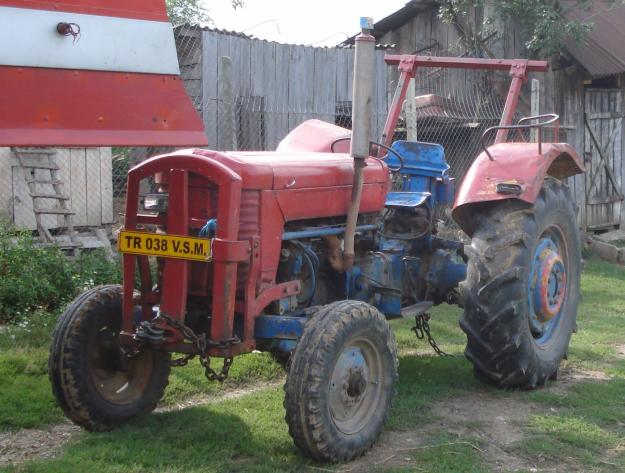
460;178;580;389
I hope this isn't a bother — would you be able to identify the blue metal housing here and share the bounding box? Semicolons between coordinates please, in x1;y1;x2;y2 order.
254;315;305;353
254;140;467;354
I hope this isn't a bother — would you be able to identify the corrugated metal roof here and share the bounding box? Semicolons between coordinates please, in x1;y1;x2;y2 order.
338;43;397;50
564;2;625;77
174;24;257;40
339;0;437;46
175;24;396;49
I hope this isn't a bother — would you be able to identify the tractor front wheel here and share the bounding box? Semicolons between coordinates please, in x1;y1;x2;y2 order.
460;178;581;389
284;301;398;462
49;285;171;431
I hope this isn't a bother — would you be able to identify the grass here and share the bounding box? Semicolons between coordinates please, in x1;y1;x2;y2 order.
1;259;624;472
517;259;625;470
406;434;489;473
0;313;284;431
0;348;63;429
0;343;284;432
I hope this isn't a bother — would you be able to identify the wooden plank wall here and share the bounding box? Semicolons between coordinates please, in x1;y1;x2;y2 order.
584;88;623;229
554;70;589;228
175;27;203;114
197;29;389;151
0;147;113;230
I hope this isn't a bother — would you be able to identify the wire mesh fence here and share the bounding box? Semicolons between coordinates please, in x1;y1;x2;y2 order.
107;27;542;239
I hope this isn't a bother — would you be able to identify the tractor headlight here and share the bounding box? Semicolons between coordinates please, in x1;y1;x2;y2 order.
142;193;169;212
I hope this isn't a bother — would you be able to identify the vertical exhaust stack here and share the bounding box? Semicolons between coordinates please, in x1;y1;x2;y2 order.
350;17;376;160
341;17;376;271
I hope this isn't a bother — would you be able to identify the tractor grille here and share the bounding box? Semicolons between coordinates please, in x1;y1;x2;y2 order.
188;189;259;298
236;190;260;293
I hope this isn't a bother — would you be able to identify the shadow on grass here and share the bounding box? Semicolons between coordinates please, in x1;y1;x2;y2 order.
11;389;307;473
0;348;284;432
9;354;483;472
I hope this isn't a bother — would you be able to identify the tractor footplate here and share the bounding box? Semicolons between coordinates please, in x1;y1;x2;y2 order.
401;301;434;318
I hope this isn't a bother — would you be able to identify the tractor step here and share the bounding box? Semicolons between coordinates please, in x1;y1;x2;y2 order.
401;301;434;318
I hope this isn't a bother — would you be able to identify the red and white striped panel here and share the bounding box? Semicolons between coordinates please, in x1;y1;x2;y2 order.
0;1;208;147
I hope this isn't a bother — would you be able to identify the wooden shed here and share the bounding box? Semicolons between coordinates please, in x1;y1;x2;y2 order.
340;0;625;232
0;147;114;232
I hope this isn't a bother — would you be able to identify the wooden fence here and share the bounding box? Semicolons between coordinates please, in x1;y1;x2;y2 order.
175;26;391;151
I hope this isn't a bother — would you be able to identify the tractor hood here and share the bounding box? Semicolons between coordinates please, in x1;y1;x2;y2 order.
155;120;390;191
169;148;390;191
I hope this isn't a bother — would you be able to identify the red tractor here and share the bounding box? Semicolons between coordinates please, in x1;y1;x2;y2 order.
49;23;584;462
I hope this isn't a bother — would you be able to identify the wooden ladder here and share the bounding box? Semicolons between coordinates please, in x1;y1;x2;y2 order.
12;147;79;247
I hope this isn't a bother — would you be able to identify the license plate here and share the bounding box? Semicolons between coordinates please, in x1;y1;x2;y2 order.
118;230;212;262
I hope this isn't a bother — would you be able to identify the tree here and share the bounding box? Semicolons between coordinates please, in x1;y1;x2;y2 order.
438;0;620;58
166;0;244;26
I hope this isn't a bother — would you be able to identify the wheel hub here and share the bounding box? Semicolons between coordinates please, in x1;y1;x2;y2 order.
342;366;367;406
529;238;567;335
89;325;154;405
328;343;381;435
346;369;367;399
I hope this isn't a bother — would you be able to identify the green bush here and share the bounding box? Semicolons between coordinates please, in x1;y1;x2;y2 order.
0;221;121;324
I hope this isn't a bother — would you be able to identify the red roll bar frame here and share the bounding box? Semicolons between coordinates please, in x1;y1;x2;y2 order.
380;55;549;147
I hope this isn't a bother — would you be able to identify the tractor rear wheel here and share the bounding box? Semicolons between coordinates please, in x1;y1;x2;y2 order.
49;285;170;431
460;178;581;389
284;301;398;462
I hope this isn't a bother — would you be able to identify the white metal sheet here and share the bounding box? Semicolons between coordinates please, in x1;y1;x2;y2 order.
0;6;180;75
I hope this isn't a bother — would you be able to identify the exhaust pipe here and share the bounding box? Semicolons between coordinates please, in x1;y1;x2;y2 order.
335;17;375;272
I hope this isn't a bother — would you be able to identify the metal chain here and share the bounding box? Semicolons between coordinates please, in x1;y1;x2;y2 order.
156;313;233;382
411;312;451;357
170;353;195;367
201;355;234;382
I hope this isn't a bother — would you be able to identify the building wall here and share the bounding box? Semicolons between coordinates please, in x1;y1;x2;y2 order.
0;147;114;230
376;6;625;230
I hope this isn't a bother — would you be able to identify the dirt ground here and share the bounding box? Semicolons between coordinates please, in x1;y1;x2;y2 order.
340;365;611;473
0;423;79;467
0;367;611;471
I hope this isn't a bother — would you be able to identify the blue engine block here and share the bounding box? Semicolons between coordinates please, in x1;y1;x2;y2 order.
255;140;467;352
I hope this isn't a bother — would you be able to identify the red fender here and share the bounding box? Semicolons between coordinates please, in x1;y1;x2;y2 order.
452;142;584;236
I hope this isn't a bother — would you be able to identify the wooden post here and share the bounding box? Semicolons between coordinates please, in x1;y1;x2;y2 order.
530;78;540;142
219;56;237;150
405;78;417;141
